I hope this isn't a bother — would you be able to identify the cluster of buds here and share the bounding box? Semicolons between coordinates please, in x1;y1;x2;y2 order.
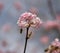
17;12;42;28
17;12;42;53
45;38;60;53
17;12;42;38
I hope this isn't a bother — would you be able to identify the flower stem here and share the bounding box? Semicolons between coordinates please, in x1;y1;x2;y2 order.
23;27;29;53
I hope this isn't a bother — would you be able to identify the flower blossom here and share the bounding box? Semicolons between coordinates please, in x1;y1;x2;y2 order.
45;38;60;53
51;38;60;47
17;12;42;28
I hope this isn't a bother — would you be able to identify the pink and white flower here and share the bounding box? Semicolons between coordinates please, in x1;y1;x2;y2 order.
17;12;42;28
45;38;60;53
51;38;60;47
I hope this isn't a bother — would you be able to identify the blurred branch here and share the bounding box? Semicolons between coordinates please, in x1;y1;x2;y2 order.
48;0;56;19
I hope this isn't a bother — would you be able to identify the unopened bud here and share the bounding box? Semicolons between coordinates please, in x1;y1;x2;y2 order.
28;32;32;39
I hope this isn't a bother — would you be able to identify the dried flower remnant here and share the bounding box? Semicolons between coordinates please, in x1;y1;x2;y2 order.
45;38;60;53
17;12;42;53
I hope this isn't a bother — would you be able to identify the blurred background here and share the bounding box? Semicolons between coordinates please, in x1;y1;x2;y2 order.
0;0;60;53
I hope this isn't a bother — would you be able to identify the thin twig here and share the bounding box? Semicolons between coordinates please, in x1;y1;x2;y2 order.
23;27;29;53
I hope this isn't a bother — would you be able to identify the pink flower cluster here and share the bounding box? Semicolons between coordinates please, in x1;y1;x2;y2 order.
51;38;60;53
51;38;60;47
45;38;60;53
17;12;42;28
